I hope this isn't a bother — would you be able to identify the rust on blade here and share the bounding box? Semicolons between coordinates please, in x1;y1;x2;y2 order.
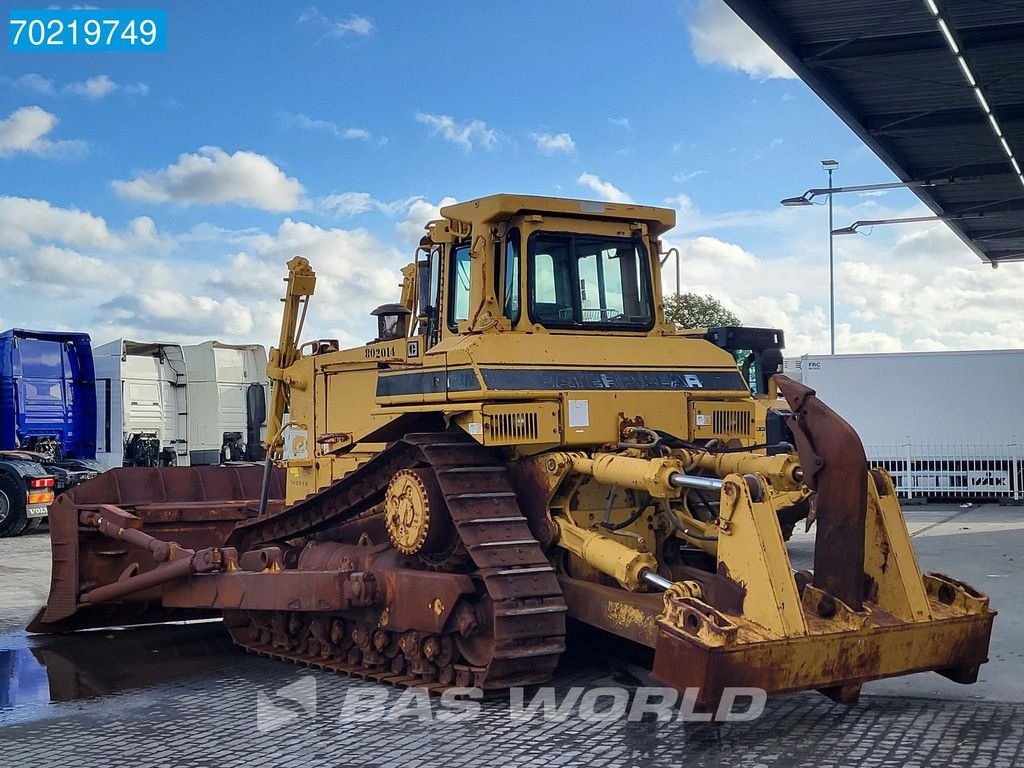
32;465;285;631
652;607;995;710
775;374;867;610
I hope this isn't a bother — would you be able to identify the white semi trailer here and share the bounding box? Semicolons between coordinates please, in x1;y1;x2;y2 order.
789;350;1024;500
94;340;190;468
182;341;269;465
93;339;270;469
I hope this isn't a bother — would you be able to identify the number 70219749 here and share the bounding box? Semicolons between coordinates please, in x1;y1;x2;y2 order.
8;10;166;51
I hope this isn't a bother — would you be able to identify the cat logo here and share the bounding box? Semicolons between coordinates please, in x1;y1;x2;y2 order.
407;340;420;358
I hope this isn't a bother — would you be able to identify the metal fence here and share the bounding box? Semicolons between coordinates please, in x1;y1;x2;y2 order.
865;441;1023;501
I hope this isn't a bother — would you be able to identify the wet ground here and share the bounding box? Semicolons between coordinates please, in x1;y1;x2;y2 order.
1;504;1022;767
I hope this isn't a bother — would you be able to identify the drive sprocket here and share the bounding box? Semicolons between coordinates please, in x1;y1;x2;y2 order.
384;467;453;556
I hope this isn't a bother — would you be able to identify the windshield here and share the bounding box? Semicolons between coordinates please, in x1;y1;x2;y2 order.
528;232;653;329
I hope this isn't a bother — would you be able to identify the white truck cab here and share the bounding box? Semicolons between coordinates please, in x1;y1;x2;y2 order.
93;339;190;468
182;341;268;464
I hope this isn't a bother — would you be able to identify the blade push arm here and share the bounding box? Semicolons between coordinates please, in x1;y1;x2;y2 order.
266;256;316;451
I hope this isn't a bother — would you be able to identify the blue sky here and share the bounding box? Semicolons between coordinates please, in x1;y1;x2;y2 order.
1;1;1020;354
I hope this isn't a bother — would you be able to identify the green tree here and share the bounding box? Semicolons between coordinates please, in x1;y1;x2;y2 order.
663;292;741;328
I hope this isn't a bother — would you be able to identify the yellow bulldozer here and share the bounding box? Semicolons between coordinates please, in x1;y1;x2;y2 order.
30;194;994;708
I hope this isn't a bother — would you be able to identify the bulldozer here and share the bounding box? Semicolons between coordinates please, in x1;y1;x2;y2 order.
30;194;994;708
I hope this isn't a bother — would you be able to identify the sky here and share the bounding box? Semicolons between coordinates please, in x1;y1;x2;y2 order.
1;0;1021;356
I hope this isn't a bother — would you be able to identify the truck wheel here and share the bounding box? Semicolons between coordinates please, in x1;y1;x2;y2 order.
22;517;44;534
0;474;29;538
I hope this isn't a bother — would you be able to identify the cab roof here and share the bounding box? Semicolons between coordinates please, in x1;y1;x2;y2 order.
441;194;676;237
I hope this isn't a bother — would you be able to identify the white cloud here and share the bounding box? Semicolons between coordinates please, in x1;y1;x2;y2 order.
298;7;374;37
0;196;166;310
608;117;631;130
112;146;307;211
65;75;115;99
658;193;1024;355
0;106;86;157
102;291;257;337
278;112;380;143
202;219;407;347
396;197;458;245
688;0;796;80
0;192;408;347
320;192;422;217
320;192;380;216
577;173;633;203
9;244;126;289
530;132;576;155
668;192;789;236
13;73;55;94
751;137;784;161
7;179;1017;366
0;195;160;251
0;106;55;155
64;74;149;100
672;169;707;183
415;112;497;151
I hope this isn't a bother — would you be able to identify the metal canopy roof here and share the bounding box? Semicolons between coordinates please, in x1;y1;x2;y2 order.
724;0;1024;264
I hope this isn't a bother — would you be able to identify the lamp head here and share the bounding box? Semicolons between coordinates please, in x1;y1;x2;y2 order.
780;195;813;206
821;159;839;171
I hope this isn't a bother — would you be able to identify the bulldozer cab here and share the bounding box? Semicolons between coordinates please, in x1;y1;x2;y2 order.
412;195;677;351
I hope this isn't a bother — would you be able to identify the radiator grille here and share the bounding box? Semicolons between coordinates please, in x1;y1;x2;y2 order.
713;409;751;436
489;411;539;443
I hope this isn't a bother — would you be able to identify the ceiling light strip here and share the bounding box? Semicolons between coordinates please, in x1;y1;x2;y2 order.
925;1;1024;193
938;18;959;53
974;87;991;114
956;56;976;86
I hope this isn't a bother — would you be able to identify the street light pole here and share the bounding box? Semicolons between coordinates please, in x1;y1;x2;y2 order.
781;171;992;350
827;165;835;355
821;159;839;355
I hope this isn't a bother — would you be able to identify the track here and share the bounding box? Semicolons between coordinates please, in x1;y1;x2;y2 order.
225;431;567;690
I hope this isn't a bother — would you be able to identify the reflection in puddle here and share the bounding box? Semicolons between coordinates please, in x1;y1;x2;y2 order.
0;622;236;710
0;647;49;709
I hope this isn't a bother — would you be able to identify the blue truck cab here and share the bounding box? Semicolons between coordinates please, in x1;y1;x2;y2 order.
0;329;104;536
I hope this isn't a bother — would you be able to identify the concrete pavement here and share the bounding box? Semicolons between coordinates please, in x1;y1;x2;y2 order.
1;505;1021;766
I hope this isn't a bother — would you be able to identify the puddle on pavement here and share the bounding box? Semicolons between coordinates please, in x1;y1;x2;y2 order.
0;621;238;710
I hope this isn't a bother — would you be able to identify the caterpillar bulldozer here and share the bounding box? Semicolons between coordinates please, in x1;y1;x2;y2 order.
30;194;994;707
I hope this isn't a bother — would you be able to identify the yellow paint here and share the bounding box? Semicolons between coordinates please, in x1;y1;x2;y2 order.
553;516;657;591
606;600;656;645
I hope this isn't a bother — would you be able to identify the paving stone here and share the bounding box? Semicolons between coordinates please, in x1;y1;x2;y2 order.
1;651;1022;767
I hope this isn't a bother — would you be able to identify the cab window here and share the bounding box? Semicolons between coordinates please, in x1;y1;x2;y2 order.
527;233;653;329
448;243;471;329
503;228;521;323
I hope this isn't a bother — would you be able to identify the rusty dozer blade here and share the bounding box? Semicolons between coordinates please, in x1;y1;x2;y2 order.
28;465;284;634
652;375;995;707
777;374;867;610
